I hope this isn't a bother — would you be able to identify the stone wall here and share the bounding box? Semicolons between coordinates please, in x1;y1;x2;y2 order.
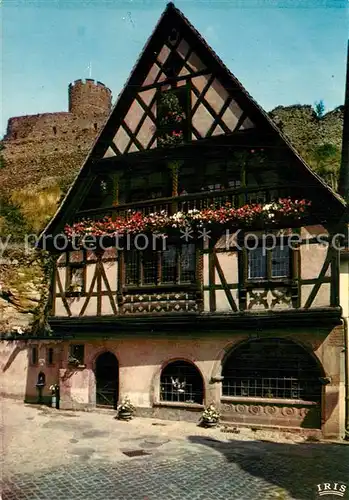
39;325;345;438
1;79;112;193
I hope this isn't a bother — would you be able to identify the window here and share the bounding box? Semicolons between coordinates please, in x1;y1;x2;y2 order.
160;360;204;404
248;245;290;280
207;183;222;192
125;244;196;286
69;344;85;365
79;175;113;210
228;179;241;189
31;347;38;365
222;339;322;403
126;169;170;203
46;347;54;365
67;266;85;294
157;87;189;147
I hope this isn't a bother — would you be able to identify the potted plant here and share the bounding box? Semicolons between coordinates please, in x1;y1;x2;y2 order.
117;396;135;421
67;355;81;367
201;403;220;428
49;384;59;409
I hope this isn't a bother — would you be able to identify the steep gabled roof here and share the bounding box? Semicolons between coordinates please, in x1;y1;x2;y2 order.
39;2;346;244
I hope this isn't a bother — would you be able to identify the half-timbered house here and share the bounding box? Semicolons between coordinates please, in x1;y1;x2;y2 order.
36;3;348;438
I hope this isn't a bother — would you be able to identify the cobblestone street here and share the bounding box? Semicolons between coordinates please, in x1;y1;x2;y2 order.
1;399;349;500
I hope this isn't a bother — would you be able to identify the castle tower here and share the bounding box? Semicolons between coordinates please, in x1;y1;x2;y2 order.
68;79;112;117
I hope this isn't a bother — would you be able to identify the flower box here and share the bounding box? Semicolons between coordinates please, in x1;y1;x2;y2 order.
64;199;311;247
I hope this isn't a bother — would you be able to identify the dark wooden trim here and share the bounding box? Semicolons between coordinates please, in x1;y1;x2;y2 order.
51;261;57;317
330;246;340;307
79;267;98;317
99;260;118;315
140;69;211;92
96;257;102;316
300;278;332;285
56;291;116;298
206;97;235;138
208;245;216;312
238;245;247;311
191;73;215;116
121;120;144;153
121;283;199;294
47;307;342;337
55;269;72;317
303;247;332;309
57;256;117;267
213;252;238;312
109;141;120;156
190;77;232;137
117;250;124;311
203;284;239;291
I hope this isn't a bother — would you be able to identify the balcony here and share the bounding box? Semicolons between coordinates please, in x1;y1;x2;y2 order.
74;184;306;223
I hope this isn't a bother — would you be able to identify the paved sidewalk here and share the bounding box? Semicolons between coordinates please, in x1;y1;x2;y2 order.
1;399;349;499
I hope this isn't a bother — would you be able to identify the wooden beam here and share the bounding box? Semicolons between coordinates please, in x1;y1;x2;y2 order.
213;252;238;312
303;248;332;309
208;245;216;312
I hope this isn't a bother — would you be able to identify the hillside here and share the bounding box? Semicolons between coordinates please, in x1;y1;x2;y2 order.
269;104;343;190
0;103;344;337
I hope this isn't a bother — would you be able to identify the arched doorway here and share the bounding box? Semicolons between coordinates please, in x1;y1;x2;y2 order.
95;352;119;408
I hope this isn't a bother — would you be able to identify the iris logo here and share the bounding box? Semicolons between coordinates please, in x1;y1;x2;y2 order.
316;483;347;497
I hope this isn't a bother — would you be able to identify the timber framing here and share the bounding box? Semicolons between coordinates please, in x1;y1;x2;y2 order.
47;307;342;336
38;3;346;243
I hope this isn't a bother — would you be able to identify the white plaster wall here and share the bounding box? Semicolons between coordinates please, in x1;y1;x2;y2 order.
301;283;331;308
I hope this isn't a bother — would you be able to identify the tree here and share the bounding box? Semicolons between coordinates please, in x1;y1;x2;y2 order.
307;143;340;190
314;100;325;118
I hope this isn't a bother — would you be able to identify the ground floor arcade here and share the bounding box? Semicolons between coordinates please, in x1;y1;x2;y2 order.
0;324;345;438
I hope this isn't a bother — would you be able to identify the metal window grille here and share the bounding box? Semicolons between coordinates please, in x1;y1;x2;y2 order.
160;360;203;404
222;339;321;403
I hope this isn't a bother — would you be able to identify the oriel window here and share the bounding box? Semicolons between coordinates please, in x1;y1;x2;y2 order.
125;244;196;286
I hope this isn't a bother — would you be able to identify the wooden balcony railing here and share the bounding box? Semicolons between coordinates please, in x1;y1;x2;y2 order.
74;185;305;222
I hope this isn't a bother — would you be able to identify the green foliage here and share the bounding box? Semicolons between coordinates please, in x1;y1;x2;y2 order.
158;91;185;147
0;142;5;169
314;100;325;118
269;104;343;190
306;143;340;190
0;195;29;240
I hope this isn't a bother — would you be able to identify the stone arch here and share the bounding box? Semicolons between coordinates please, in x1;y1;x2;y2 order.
94;351;119;409
220;337;325;403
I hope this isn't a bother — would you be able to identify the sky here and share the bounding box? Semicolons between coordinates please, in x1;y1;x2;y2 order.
1;0;348;138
